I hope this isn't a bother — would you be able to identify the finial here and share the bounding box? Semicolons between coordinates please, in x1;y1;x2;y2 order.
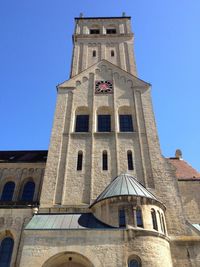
122;12;126;17
79;13;83;18
175;149;182;160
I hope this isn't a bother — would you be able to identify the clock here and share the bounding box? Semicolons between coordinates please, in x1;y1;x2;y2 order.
95;80;113;94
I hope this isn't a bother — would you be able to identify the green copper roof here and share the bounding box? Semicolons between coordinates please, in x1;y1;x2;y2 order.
25;213;113;230
91;173;157;206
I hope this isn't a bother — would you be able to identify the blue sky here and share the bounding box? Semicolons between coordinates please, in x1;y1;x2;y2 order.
0;0;199;171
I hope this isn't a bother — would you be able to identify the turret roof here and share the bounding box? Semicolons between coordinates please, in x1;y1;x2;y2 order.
91;173;157;206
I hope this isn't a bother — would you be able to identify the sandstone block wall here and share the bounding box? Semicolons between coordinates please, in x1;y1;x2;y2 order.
178;180;200;223
20;229;172;267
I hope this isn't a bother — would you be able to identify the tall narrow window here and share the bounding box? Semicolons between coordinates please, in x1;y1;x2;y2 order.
119;115;133;132
77;151;83;171
127;151;134;170
0;237;14;267
129;259;140;267
21;181;35;202
0;182;15;201
119;209;126;227
161;214;166;234
111;50;115;57
151;209;158;230
102;151;108;170
136;208;143;228
98;115;111;132
75;115;89;132
92;50;96;57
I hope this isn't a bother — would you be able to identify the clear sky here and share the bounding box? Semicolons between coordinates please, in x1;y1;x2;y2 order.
0;0;199;171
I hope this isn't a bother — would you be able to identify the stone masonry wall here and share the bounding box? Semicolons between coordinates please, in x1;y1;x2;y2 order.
20;229;172;267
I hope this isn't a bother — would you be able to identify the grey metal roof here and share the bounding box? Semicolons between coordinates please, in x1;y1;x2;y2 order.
92;173;157;206
25;213;113;230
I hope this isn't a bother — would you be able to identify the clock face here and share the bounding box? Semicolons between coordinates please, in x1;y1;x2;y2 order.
95;80;113;94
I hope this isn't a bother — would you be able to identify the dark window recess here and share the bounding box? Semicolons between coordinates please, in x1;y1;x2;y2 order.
0;237;14;267
151;209;158;230
129;259;140;267
127;151;134;170
111;50;115;57
119;115;133;132
0;182;15;201
119;209;126;227
75;115;89;132
92;50;96;57
106;29;116;34
90;29;100;34
77;152;83;171
21;181;35;201
136;208;143;228
102;151;108;170
98;115;111;132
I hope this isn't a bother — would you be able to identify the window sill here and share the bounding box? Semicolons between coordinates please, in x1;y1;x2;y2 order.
94;132;114;136
71;132;91;136
117;131;136;135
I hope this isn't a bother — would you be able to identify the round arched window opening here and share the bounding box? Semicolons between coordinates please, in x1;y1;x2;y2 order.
128;257;141;267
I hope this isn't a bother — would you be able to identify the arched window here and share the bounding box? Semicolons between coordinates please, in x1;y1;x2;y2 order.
161;214;166;234
21;181;35;201
151;209;158;230
77;151;83;171
136;208;143;228
102;151;108;170
0;237;14;267
129;259;140;267
119;114;133;132
75;115;89;132
0;182;15;201
119;209;126;227
127;151;134;170
97;115;111;132
92;50;96;57
111;50;115;57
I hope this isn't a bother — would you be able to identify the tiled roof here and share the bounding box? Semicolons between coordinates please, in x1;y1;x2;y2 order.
0;150;48;163
168;158;200;180
25;213;113;230
91;173;157;206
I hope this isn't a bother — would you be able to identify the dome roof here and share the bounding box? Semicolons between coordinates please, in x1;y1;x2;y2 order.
91;173;157;206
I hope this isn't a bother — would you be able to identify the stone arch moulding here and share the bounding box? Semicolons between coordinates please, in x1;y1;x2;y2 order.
42;251;102;267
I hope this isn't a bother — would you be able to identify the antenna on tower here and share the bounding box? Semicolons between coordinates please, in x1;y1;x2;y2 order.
122;12;126;17
79;12;83;18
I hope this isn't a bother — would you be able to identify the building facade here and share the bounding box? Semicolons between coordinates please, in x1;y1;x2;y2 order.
0;15;200;267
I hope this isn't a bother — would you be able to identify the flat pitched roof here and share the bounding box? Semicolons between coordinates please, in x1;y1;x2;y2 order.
75;16;131;20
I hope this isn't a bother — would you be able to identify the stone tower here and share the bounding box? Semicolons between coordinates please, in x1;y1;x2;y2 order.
40;16;156;208
3;15;199;267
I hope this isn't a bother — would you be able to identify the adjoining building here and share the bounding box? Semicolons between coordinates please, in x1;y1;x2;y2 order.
0;15;200;267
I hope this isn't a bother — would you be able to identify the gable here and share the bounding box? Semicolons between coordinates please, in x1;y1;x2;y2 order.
57;60;150;94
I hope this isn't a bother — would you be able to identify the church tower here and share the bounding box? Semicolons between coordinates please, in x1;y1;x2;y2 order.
16;15;200;267
40;15;157;208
